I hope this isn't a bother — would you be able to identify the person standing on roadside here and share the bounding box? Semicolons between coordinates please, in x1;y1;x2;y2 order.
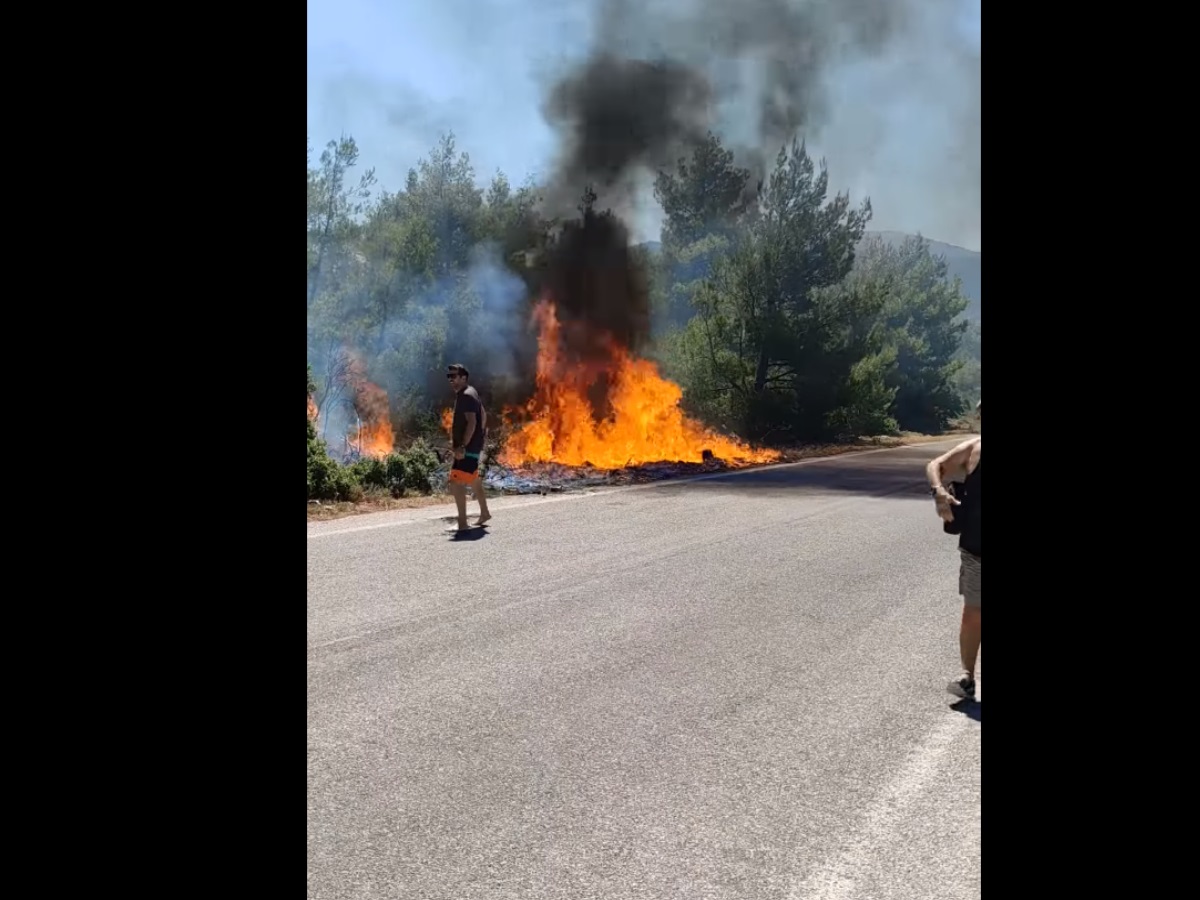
926;400;981;699
446;363;492;531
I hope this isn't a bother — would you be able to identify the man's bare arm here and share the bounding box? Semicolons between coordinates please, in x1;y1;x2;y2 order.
926;438;978;522
926;437;978;491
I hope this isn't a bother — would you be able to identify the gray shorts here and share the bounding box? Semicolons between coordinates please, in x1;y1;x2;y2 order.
959;549;981;609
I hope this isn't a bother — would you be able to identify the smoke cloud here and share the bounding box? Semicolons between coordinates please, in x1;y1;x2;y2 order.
541;53;713;215
537;0;978;243
537;53;700;362
545;202;651;355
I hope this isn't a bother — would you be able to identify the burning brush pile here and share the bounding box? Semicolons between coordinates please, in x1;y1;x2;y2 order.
479;201;778;496
482;294;778;495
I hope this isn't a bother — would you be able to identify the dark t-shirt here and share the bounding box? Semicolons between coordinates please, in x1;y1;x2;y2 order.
452;385;487;453
958;456;981;558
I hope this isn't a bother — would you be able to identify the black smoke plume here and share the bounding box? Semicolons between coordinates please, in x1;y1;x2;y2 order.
544;190;650;355
537;53;711;365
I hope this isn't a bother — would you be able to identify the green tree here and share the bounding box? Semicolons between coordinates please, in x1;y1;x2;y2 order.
403;133;485;277
655;131;752;251
952;320;981;409
855;235;970;432
307;136;377;308
653;132;753;327
357;189;438;353
750;139;872;394
676;139;873;439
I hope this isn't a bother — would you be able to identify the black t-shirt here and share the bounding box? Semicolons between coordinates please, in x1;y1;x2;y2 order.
452;386;487;453
958;456;981;557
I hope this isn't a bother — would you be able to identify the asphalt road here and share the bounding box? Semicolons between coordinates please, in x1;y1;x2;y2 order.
308;440;982;900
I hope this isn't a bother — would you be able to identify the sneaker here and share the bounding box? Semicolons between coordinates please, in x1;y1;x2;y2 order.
947;673;976;699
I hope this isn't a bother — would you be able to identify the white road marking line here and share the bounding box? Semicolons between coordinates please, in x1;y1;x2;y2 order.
306;491;599;539
787;714;973;900
310;632;372;650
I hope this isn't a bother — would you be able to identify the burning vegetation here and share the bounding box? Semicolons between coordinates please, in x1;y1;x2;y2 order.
500;297;777;469
351;379;394;459
495;193;776;473
311;349;396;461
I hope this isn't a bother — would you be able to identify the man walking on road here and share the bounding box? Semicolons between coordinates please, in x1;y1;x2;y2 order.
926;400;981;699
447;363;492;531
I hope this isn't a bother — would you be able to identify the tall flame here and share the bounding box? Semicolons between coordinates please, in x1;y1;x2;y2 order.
351;379;394;458
308;350;395;458
499;297;779;469
354;419;394;458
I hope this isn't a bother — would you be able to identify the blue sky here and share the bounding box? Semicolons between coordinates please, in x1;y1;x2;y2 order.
308;0;980;250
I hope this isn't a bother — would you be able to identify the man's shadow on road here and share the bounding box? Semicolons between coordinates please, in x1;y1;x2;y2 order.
444;523;490;542
950;698;981;722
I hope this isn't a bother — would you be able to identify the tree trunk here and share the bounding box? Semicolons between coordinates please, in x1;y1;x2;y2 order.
753;344;770;394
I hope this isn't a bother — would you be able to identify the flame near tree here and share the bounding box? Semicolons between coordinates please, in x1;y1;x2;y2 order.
499;297;778;469
312;348;396;459
352;379;395;458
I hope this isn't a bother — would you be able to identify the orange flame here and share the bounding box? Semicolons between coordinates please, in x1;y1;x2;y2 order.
349;372;394;458
307;396;318;421
441;407;454;437
499;298;779;469
355;417;395;458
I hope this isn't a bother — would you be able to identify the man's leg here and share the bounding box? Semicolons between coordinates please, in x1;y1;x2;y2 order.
471;474;491;525
449;469;469;529
948;550;981;698
960;605;981;677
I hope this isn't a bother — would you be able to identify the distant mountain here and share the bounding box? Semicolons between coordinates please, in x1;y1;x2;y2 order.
636;231;981;322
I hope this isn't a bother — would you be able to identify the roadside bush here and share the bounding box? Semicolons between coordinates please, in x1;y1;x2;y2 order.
396;438;439;494
384;453;408;496
354;449;432;499
348;457;388;491
308;452;361;502
308;393;357;501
